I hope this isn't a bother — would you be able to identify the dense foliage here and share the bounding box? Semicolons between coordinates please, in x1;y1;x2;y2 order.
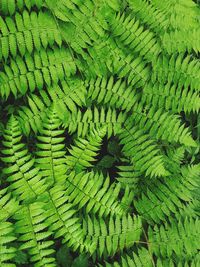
0;0;200;266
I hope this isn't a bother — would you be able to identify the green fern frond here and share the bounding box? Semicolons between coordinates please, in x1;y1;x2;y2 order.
127;0;168;33
66;128;106;173
14;202;56;267
0;222;16;267
65;171;127;217
161;29;200;54
66;107;127;138
148;216;200;258
0;0;43;15
87;76;139;113
1;116;47;202
126;106;196;147
141;81;200;113
98;247;153;267
119;125;168;178
116;162;140;190
41;185;86;252
109;12;161;61
135;165;199;223
0;10;62;60
16;78;85;135
0;46;76;98
35;108;67;185
0;187;19;221
83;214;142;256
152;54;200;93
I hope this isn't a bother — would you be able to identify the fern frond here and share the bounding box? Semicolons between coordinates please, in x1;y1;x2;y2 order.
0;10;62;60
98;247;153;267
65;171;128;217
148;216;200;258
126;106;196;147
41;185;86;252
161;29;200;54
87;76;139;113
83;214;142;256
0;46;76;98
141;81;200;113
135;165;199;223
1;116;47;202
127;0;168;33
0;222;16;267
0;0;43;15
119;125;168;178
151;0;200;31
116;161;140;190
109;12;161;61
16;78;85;135
66;128;106;173
14;202;56;266
66;107;127;138
152;54;200;92
35;107;67;185
0;188;19;221
46;0;108;42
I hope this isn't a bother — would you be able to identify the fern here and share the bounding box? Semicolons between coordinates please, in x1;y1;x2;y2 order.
0;0;199;266
83;214;142;256
14;202;56;266
0;10;62;60
0;46;76;98
0;222;16;267
1;116;47;202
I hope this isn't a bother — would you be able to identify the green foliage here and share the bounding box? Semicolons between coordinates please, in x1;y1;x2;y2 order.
0;0;200;266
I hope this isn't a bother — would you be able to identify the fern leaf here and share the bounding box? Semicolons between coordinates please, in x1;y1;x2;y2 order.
0;222;16;267
119;125;168;178
66;107;127;138
66;128;106;173
65;171;127;217
148;216;200;258
0;46;76;98
14;202;56;266
83;214;142;256
0;188;19;221
35;107;67;185
1;116;47;202
0;11;62;60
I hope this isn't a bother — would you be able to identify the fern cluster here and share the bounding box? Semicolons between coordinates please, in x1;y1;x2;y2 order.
0;0;200;266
